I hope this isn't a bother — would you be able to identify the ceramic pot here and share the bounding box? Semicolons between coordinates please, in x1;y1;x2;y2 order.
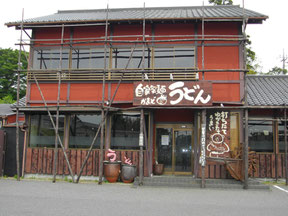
104;161;121;183
121;164;137;183
153;164;164;175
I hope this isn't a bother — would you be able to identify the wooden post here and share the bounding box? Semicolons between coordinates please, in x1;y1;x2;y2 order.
244;108;249;189
98;108;105;185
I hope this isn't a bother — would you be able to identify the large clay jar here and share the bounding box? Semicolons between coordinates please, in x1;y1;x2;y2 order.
104;161;121;183
153;164;164;175
121;164;137;183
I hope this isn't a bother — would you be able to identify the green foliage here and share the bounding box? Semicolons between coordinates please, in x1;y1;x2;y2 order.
267;66;287;75
0;95;15;104
208;0;233;5
0;48;28;100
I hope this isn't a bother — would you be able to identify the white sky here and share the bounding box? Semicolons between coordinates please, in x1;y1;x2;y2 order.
1;0;287;72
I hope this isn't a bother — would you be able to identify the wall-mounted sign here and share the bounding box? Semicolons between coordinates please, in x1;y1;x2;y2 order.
206;110;230;158
133;81;212;106
199;124;206;167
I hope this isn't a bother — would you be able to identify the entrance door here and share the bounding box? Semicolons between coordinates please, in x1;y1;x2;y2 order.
156;124;193;175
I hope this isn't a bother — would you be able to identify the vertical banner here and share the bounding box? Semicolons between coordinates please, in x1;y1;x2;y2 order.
206;110;230;158
199;124;206;166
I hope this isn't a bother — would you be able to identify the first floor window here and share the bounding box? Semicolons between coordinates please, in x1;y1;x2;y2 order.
278;121;288;153
69;114;101;148
29;114;64;148
248;120;273;152
110;113;148;150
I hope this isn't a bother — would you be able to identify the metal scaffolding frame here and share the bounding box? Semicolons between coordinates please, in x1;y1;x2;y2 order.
13;3;288;187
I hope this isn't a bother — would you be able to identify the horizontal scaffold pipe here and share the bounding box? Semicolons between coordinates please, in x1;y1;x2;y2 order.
23;34;244;42
16;37;246;46
23;68;249;73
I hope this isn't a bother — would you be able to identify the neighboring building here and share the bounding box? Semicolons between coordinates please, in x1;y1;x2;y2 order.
6;5;286;181
0;102;25;176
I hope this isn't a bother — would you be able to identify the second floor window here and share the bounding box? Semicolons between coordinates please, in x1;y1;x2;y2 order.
33;49;69;70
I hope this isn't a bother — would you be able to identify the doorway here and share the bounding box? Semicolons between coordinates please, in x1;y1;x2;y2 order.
155;124;194;175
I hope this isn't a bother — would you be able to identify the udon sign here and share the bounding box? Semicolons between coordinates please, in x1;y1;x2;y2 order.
133;81;213;106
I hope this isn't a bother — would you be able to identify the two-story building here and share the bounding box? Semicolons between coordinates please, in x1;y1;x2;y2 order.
7;5;286;185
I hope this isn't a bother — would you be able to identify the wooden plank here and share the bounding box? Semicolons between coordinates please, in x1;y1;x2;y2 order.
76;150;81;176
64;150;70;175
259;154;265;178
205;164;209;178
31;148;38;174
144;151;148;177
215;164;221;179
271;154;275;178
220;165;226;179
86;150;93;176
58;149;64;175
81;150;87;176
47;149;53;174
209;165;215;179
37;148;43;174
277;154;282;178
266;154;272;178
70;150;77;175
42;148;47;174
25;148;32;173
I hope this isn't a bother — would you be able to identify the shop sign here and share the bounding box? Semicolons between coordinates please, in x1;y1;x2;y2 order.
199;124;206;167
133;81;212;106
206;110;230;158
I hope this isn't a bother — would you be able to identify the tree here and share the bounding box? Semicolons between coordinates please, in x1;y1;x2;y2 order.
267;66;287;75
0;48;28;101
0;95;15;104
207;0;259;74
208;0;233;5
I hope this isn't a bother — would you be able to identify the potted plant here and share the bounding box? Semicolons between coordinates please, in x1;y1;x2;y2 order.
103;149;121;183
153;161;164;175
121;156;137;183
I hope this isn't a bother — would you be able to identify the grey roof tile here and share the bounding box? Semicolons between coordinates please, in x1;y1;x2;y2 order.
6;5;268;26
247;75;288;106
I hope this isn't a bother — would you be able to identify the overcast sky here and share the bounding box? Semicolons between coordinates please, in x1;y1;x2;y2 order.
1;0;287;73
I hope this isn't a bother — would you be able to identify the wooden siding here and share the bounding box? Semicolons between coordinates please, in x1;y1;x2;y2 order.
25;148;149;177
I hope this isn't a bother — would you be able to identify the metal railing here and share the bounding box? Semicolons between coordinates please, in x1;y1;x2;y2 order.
27;68;198;81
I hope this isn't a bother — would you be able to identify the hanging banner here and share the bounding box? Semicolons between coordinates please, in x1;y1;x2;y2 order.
206;110;230;158
133;81;213;106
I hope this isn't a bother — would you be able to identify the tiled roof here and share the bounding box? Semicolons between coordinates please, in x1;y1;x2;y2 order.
6;5;268;27
11;97;26;108
247;75;288;106
0;104;14;116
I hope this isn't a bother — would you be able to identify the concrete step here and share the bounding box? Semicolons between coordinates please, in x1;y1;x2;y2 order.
133;177;270;190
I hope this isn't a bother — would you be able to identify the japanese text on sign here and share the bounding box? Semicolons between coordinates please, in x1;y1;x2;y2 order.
206;111;230;158
133;81;212;106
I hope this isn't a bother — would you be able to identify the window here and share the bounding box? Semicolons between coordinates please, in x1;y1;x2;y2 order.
248;120;273;152
29;114;64;148
154;47;195;68
110;113;149;150
112;48;151;69
69;114;102;148
71;48;108;69
278;121;288;153
33;49;69;69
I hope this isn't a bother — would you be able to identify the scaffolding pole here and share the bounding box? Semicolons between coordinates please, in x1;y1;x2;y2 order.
16;8;25;181
98;4;109;185
242;0;249;189
52;24;65;183
285;105;288;185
